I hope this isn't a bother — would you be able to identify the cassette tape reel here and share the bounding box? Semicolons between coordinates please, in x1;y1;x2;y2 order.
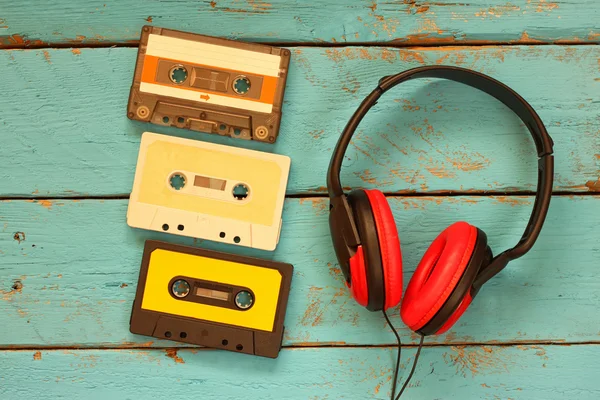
130;240;293;358
127;26;291;143
127;132;291;251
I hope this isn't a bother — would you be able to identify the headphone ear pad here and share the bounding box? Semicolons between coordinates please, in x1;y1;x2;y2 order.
348;245;369;307
346;190;387;311
401;221;478;333
363;189;403;309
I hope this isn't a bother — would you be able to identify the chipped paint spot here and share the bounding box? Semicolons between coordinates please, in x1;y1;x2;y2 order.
120;283;128;288
585;179;600;192
2;280;23;301
71;48;81;55
534;0;559;12
515;31;544;44
398;49;425;64
493;197;532;207
299;198;328;215
475;4;521;19
42;50;51;63
146;16;153;23
13;231;25;243
33;351;42;360
444;346;510;377
426;165;456;179
165;349;185;364
37;199;53;209
210;1;217;7
309;129;325;139
0;33;44;48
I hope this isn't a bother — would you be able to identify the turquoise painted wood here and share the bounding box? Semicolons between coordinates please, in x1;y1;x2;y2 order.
1;345;598;399
0;46;598;197
1;196;599;347
1;1;599;46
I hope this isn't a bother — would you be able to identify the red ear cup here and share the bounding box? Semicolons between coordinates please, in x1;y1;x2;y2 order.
400;221;478;332
364;189;403;309
348;246;369;307
435;291;473;335
346;190;386;311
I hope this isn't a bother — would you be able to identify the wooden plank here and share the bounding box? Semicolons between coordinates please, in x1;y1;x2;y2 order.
1;1;599;47
1;196;598;348
0;46;598;197
1;345;598;399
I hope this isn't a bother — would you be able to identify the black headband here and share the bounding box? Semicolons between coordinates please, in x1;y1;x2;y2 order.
327;65;554;288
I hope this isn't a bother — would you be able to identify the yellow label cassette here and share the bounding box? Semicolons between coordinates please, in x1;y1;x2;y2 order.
127;26;291;143
127;132;291;251
130;240;293;358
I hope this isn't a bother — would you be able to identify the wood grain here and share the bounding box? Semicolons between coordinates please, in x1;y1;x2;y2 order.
0;46;598;197
1;196;599;348
1;1;599;47
2;345;598;399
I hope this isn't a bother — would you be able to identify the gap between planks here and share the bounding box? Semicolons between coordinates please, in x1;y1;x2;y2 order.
0;191;598;202
0;340;597;352
1;39;599;51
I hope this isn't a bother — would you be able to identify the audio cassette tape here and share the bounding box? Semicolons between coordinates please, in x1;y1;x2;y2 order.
130;240;293;358
126;132;291;251
127;26;291;143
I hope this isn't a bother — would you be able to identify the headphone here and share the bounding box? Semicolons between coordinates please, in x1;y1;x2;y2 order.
327;65;554;336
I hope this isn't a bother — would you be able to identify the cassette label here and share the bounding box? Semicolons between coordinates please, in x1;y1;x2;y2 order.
127;132;290;251
127;26;291;142
130;240;293;358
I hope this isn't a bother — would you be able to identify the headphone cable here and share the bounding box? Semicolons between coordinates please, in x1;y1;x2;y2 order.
382;310;425;400
395;334;425;400
382;310;402;400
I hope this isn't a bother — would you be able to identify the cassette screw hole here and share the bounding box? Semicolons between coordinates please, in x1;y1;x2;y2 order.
177;117;185;124
233;128;241;136
162;116;170;124
232;184;249;200
235;290;254;310
180;332;187;339
234;236;241;243
222;339;228;346
162;224;169;231
165;331;172;338
169;173;186;190
170;66;188;84
171;279;190;298
219;124;226;130
177;224;184;231
219;232;226;238
232;76;251;95
236;344;244;351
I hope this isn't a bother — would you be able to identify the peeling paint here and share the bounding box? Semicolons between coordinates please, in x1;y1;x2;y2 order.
585;179;600;192
42;50;51;64
0;33;45;48
444;346;510;377
33;351;42;360
165;349;185;364
36;200;53;209
13;231;25;243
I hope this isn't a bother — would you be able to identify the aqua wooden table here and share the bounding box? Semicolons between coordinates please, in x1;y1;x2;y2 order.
1;2;599;399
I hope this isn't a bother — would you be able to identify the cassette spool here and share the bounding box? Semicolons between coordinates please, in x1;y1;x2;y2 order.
127;26;291;143
130;240;293;358
126;132;291;251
